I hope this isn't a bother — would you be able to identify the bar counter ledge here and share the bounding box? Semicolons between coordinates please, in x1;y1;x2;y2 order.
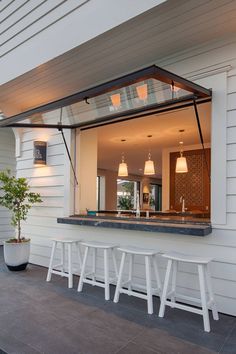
57;213;212;237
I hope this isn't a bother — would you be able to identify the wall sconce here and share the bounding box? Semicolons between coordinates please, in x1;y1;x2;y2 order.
110;93;121;108
34;141;47;165
136;84;148;101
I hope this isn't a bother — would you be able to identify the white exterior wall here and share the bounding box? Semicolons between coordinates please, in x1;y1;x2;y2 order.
0;129;16;242
15;39;236;316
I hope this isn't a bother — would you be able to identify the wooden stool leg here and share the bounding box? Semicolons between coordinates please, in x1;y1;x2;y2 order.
61;243;65;275
128;254;134;292
111;249;118;278
198;264;210;332
92;248;97;284
46;241;57;282
78;246;89;292
171;260;178;307
68;243;73;288
77;242;83;271
159;259;173;317
104;249;110;300
145;255;153;314
205;264;219;321
114;252;126;303
152;255;162;295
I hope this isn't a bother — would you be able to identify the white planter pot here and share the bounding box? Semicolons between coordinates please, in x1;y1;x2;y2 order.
3;241;30;271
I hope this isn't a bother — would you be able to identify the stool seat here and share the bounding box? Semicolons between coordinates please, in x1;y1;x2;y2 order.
52;238;82;244
117;246;159;256
114;246;162;314
162;252;212;264
81;241;118;249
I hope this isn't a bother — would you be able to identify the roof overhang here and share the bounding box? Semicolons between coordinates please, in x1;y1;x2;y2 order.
0;64;212;129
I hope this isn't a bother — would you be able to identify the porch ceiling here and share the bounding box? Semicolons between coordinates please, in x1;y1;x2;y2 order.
0;0;236;118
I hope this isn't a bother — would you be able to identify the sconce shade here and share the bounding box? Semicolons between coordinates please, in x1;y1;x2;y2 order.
136;84;148;100
118;162;128;177
34;141;47;165
110;93;121;108
144;159;155;175
175;156;188;173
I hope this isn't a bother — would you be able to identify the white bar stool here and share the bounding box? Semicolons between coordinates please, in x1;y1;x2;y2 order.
46;238;82;288
77;241;118;300
114;246;162;314
158;252;219;332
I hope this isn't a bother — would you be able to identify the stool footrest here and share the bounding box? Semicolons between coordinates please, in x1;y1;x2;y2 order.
120;288;148;300
168;292;202;305
54;263;63;268
51;269;69;278
164;300;203;315
82;278;106;289
122;281;161;295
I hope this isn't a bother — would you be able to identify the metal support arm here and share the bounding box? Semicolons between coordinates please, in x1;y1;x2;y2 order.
58;124;78;185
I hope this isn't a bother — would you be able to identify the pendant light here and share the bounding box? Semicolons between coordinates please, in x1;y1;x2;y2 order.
144;135;155;175
175;130;188;173
118;139;128;177
118;153;128;177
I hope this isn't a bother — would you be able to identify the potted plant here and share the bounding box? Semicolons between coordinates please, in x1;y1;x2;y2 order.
0;170;42;271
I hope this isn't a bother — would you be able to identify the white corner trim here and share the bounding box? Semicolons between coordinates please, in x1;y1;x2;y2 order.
197;72;227;225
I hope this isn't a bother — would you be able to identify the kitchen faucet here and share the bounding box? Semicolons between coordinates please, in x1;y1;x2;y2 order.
180;195;186;213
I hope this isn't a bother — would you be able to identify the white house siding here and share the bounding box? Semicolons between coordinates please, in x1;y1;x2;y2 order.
0;128;16;243
16;38;236;316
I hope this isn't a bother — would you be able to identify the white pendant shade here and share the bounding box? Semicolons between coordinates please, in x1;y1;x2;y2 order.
118;162;128;177
144;159;155;175
175;156;188;173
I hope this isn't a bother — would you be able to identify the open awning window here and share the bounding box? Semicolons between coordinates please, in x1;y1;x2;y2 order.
0;65;211;129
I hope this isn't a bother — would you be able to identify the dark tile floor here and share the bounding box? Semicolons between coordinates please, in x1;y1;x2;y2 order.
0;247;235;354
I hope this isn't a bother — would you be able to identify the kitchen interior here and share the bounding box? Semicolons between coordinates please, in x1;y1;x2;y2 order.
77;99;211;225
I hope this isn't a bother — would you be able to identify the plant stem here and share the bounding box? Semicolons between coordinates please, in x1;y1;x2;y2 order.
18;218;21;242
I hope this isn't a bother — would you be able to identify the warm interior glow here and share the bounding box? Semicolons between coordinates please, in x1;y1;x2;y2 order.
118;162;128;177
144;159;155;175
110;93;121;108
136;84;148;100
175;156;188;173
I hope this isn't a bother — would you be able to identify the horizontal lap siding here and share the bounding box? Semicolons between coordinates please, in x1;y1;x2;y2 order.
0;129;16;243
17;111;68;260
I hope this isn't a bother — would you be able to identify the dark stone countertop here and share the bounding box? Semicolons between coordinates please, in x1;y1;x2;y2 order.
57;215;212;237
